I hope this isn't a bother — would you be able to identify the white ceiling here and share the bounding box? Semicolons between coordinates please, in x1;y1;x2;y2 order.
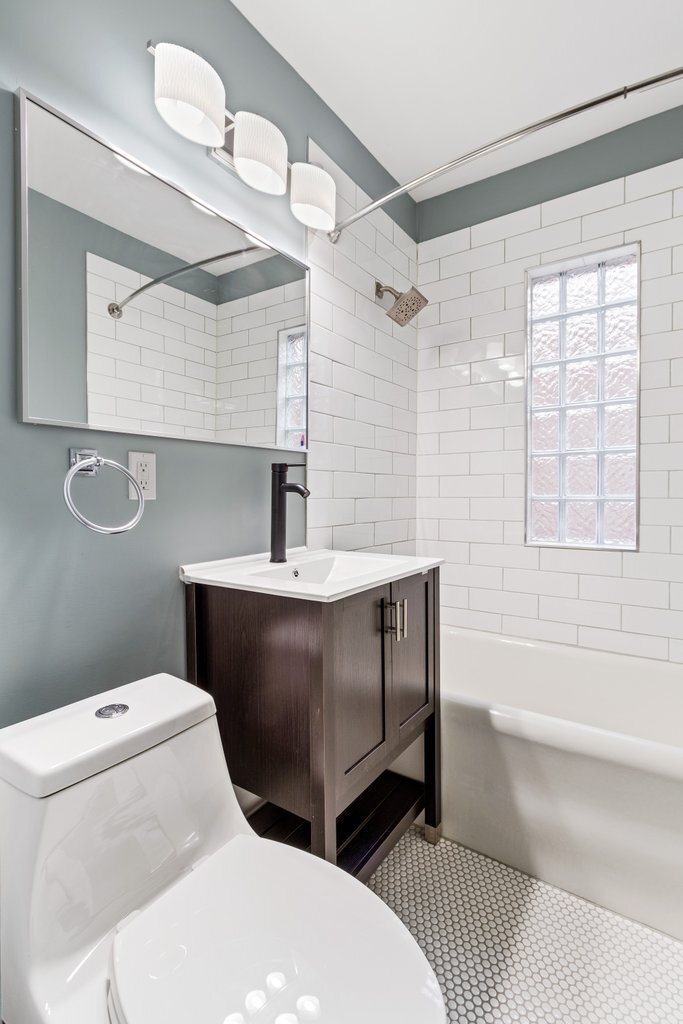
27;102;272;275
232;0;683;201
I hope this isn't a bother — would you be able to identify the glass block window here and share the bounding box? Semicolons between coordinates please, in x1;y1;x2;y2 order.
276;324;308;450
526;246;639;550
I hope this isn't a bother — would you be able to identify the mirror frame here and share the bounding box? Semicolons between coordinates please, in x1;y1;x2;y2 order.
15;89;310;451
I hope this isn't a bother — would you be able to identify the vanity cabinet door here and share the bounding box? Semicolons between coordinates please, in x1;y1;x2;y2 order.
389;571;433;745
331;585;391;805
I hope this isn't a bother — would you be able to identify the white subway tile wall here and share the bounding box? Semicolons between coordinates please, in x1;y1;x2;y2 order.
306;141;418;554
216;282;306;447
88;156;683;660
86;253;306;446
415;158;683;662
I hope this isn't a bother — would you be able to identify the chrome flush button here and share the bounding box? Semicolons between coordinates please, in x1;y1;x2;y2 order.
95;703;130;719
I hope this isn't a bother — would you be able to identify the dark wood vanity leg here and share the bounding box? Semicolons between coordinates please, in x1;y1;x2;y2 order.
424;569;442;844
424;713;442;844
310;786;337;862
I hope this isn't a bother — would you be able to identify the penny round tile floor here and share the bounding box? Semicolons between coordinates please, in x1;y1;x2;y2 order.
368;829;683;1023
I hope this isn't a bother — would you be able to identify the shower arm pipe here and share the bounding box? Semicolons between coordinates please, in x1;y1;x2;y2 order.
107;245;261;318
375;281;402;301
327;64;683;243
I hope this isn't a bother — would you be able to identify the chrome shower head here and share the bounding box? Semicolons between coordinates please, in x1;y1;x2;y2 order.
375;281;428;327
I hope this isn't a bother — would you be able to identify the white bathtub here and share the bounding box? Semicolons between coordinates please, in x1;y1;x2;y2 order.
440;627;683;939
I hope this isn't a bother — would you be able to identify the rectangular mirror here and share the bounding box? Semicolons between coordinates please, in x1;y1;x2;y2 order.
17;93;309;450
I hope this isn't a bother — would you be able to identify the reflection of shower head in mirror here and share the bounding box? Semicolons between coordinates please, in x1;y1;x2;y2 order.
374;281;428;327
107;245;261;319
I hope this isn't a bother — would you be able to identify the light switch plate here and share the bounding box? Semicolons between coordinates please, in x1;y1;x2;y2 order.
128;451;156;500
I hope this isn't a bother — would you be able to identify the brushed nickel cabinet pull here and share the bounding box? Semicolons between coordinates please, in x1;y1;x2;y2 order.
395;600;402;642
403;598;408;640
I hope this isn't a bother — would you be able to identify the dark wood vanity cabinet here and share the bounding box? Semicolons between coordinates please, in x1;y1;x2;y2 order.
185;567;440;880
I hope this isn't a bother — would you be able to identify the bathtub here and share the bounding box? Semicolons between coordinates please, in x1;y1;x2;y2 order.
440;627;683;939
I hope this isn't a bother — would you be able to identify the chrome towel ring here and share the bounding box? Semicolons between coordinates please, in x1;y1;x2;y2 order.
63;456;145;535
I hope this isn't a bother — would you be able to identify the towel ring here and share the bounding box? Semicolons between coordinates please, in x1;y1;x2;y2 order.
63;456;145;535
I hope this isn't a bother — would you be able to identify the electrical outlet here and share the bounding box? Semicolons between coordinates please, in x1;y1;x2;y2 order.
128;451;156;500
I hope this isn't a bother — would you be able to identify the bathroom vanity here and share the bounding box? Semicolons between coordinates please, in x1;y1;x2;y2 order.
181;549;442;880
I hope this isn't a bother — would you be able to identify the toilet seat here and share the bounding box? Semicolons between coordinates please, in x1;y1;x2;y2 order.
108;834;445;1024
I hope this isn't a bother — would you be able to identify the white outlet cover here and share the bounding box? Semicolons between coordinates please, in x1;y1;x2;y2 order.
128;451;156;501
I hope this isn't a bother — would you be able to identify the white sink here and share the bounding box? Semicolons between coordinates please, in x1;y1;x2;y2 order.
180;548;443;603
253;553;394;585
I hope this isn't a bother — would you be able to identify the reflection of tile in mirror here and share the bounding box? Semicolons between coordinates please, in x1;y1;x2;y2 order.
85;252;306;446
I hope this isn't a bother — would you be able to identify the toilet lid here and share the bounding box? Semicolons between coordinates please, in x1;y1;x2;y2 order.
109;834;445;1024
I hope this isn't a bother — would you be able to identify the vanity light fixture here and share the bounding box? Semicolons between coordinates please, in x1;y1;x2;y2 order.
148;41;336;230
154;42;225;147
233;111;288;195
290;162;336;231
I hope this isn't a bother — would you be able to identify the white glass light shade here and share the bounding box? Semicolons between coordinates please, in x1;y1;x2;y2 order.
154;43;225;147
289;163;336;231
233;111;288;195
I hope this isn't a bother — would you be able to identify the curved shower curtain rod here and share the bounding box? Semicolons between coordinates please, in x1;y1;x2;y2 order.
107;245;261;319
327;64;683;243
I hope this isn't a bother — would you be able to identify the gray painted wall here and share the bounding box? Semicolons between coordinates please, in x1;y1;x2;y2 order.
1;88;309;727
1;0;390;727
418;103;683;241
217;255;305;303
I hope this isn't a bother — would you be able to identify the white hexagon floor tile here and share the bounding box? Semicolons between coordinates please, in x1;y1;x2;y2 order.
368;828;683;1023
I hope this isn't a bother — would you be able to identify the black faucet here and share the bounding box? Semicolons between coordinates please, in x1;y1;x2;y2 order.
270;463;310;563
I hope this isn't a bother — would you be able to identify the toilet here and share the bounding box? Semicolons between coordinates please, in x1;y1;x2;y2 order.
0;673;446;1024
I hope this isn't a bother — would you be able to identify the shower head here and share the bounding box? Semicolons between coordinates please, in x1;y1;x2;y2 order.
375;281;428;327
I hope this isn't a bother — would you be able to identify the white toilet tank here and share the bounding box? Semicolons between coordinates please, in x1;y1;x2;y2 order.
0;674;252;1024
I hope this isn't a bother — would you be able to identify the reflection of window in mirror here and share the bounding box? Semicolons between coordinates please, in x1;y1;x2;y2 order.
525;246;639;550
277;325;308;449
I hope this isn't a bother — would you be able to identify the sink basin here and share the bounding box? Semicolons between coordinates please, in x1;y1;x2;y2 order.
180;548;443;603
253;553;393;585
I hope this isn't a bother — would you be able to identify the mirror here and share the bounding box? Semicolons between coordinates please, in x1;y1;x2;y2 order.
18;94;309;451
